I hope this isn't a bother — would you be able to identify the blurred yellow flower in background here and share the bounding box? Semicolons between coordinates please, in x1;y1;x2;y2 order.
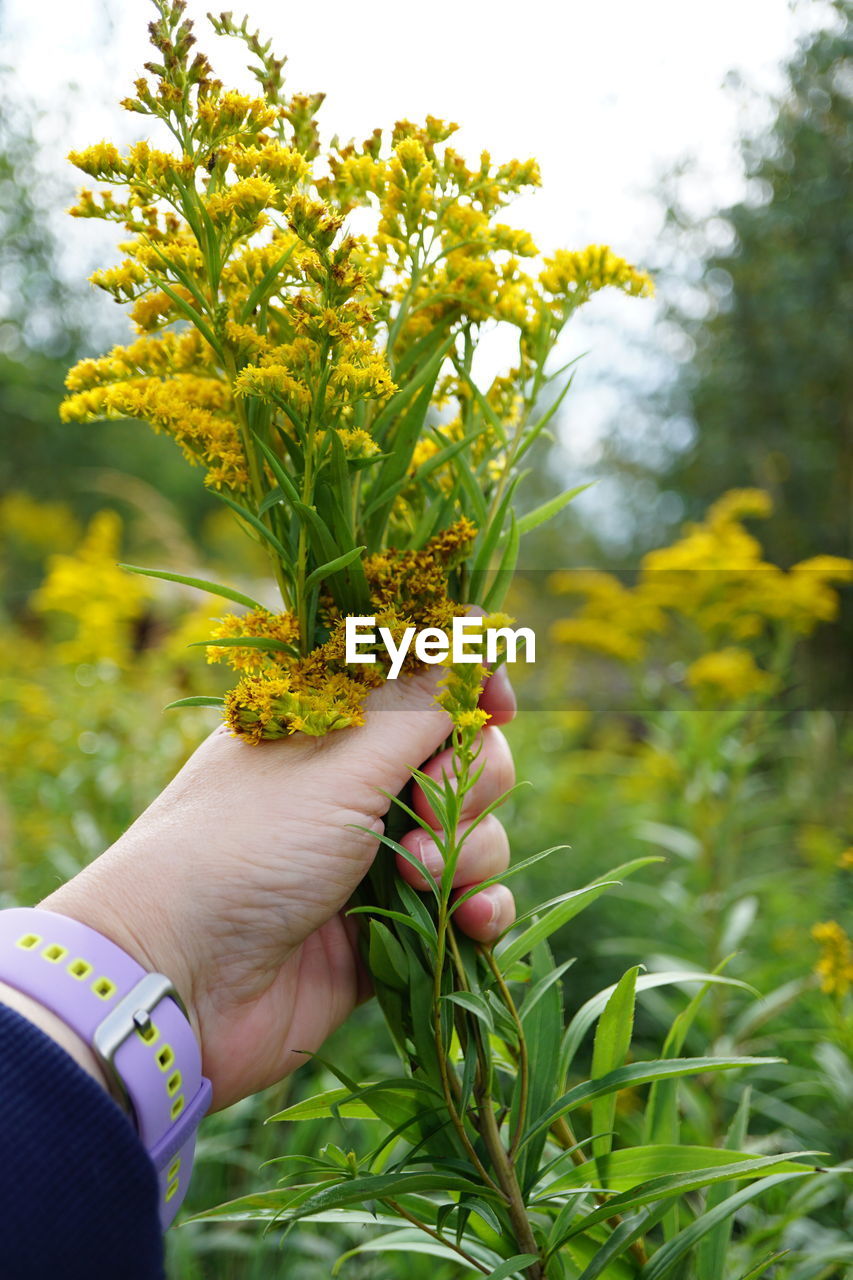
811;921;853;998
31;511;149;666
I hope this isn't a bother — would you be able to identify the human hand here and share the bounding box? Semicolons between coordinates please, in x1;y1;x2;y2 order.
41;668;517;1109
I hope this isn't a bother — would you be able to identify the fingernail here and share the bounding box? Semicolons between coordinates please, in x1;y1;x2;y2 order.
415;835;444;877
484;885;513;937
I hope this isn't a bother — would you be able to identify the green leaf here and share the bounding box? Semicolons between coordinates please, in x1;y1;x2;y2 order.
573;1154;819;1239
215;491;293;565
239;243;297;321
257;485;288;516
471;473;525;579
518;958;576;1021
515;938;565;1194
418;427;486;481
696;1087;752;1278
538;1145;816;1198
396;878;438;941
522;1057;782;1150
368;919;410;991
357;824;440;898
441;990;495;1033
484;1255;542;1279
573;1206;668;1280
304;545;366;593
289;1170;496;1220
148;274;223;358
252;434;301;504
347;904;435;946
452;363;510;447
190;636;298;656
591;966;640;1160
163;696;225;710
482;510;519;612
517;484;590;536
495;881;618;972
561;971;753;1077
332;1233;489;1275
363;381;442;543
644;978;718;1149
450;844;569;914
638;1173;812;1280
371;333;454;446
118;563;267;612
735;1252;790;1280
267;1086;384;1122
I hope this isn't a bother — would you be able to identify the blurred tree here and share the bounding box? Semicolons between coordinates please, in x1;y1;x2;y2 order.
660;0;852;566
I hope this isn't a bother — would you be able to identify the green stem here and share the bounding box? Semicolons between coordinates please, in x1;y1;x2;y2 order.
482;945;529;1159
476;1092;544;1280
384;1199;491;1275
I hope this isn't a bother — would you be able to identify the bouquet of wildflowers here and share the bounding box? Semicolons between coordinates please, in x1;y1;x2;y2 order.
61;5;827;1275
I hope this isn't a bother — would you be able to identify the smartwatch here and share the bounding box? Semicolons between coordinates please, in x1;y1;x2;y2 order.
0;907;212;1227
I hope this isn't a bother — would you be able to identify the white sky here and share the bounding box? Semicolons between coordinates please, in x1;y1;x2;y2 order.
1;0;832;542
5;0;821;249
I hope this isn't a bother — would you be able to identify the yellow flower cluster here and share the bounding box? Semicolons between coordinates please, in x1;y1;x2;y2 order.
811;921;853;998
65;331;214;392
59;4;652;739
685;647;778;700
31;511;148;666
206;608;300;673
539;245;654;301
0;492;81;559
221;520;475;740
550;490;853;702
61;375;247;491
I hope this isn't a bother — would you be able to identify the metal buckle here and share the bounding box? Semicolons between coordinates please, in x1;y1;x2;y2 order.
92;972;186;1119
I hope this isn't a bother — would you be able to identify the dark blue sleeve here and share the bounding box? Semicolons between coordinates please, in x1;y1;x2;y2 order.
0;1003;165;1280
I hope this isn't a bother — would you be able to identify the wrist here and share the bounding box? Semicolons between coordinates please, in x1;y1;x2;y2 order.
0;978;112;1093
0;906;213;1226
40;864;201;1051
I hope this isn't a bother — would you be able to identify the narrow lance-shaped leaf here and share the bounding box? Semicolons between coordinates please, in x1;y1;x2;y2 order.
590;966;640;1161
561;970;753;1078
118;563;268;612
304;545;366;593
696;1086;752;1279
517;484;590;537
638;1173;812;1280
521;1057;782;1150
567;1153;819;1240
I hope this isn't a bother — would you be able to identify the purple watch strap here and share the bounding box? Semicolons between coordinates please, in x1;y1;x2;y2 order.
0;907;212;1227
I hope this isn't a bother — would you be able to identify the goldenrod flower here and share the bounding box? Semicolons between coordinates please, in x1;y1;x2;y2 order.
31;511;148;666
685;648;777;700
811;921;853;997
539;245;654;301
